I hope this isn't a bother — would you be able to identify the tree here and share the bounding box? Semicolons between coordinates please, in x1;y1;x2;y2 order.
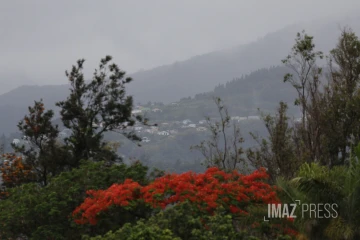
282;30;324;123
281;29;360;167
191;97;246;172
73;167;278;224
2;56;152;188
74;167;296;239
0;134;6;155
56;56;147;167
277;142;360;240
0;153;36;189
321;28;360;166
282;30;324;164
11;100;68;186
85;201;296;240
83;220;180;240
247;102;300;183
0;160;150;240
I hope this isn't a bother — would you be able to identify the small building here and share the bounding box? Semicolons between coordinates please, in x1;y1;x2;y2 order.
142;137;150;143
198;120;207;124
182;119;192;125
132;109;142;114
158;131;170;136
169;130;178;135
152;108;162;113
144;129;153;134
196;127;207;132
188;124;196;128
134;126;143;131
237;117;248;122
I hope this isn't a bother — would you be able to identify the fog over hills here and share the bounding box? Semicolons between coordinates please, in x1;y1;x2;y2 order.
128;14;360;104
0;14;360;135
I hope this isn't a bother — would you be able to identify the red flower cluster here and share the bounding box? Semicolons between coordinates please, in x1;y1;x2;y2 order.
73;167;279;225
73;179;142;225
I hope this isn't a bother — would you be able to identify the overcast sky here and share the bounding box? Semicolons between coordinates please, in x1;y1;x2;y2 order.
1;0;360;87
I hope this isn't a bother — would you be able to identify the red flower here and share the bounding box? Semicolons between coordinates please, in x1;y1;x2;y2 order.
72;167;280;225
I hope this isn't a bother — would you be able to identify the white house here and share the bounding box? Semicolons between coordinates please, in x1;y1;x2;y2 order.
152;108;162;113
237;117;248;122
196;127;207;132
144;129;154;134
198;120;207;124
182;119;192;125
151;126;158;130
169;130;178;135
142;137;150;143
134;126;143;131
188;124;196;128
132;109;142;114
158;131;170;136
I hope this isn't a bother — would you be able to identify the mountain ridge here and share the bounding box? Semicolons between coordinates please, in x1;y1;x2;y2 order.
1;14;360;135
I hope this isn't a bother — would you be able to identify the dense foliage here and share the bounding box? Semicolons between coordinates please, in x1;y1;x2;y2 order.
0;161;149;239
74;168;295;239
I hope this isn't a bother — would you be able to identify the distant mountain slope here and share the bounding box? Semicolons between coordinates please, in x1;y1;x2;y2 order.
142;66;299;123
0;84;69;108
127;15;360;104
1;14;360;135
0;71;38;95
0;84;69;134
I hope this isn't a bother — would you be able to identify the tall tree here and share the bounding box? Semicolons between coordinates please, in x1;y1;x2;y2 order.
56;56;146;167
12;100;66;186
322;28;360;166
247;102;300;183
0;134;6;155
282;30;324;164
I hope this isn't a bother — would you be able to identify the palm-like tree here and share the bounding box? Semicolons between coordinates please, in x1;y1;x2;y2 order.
277;144;360;240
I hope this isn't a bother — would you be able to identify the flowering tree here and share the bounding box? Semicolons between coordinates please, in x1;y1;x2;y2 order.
13;100;66;186
73;167;296;238
0;154;35;188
